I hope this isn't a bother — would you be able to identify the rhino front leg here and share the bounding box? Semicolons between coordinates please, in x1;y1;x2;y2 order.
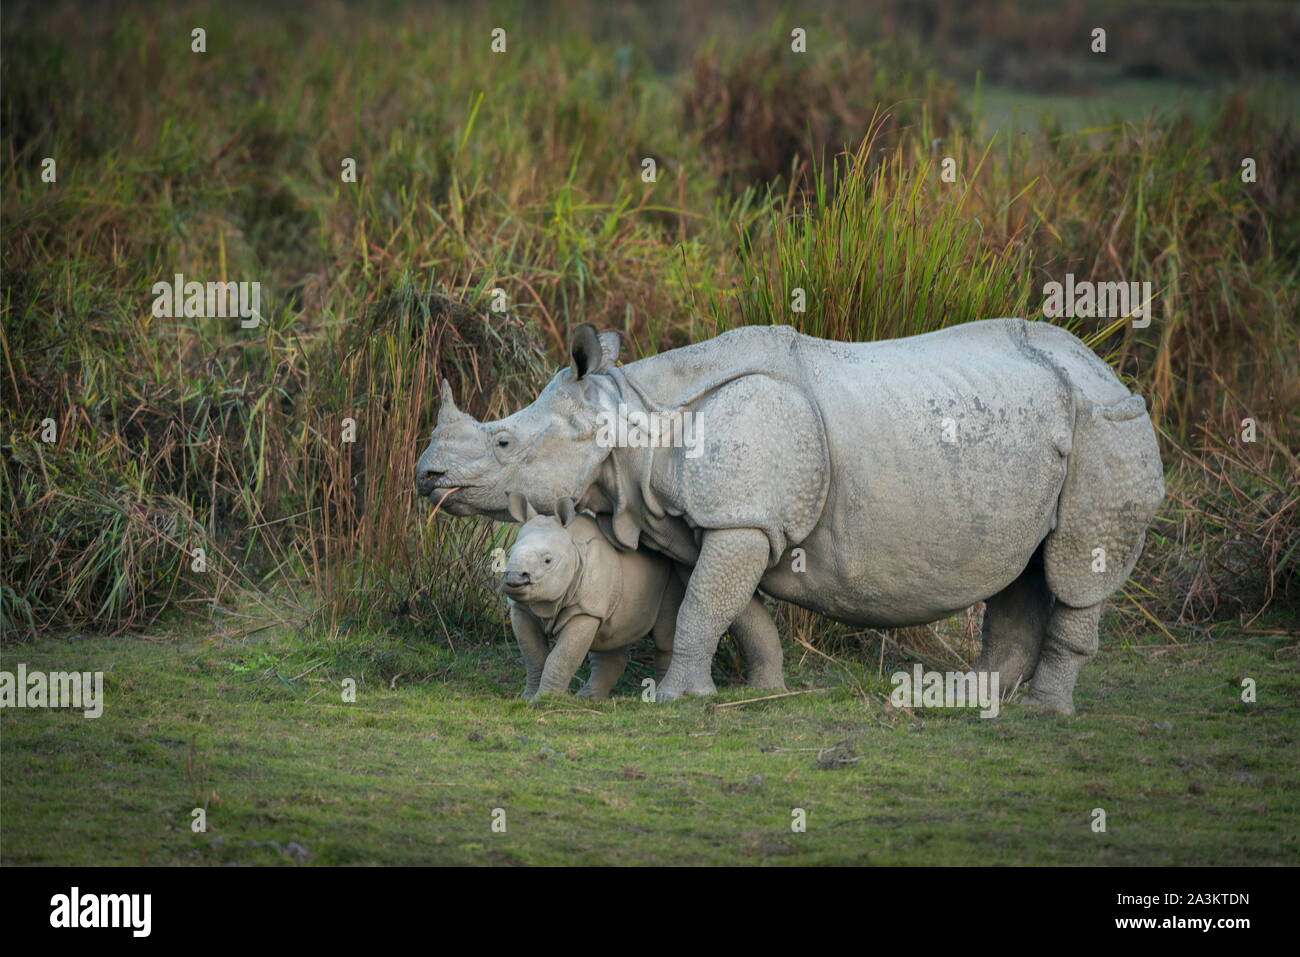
670;562;785;690
577;648;629;700
657;528;770;702
536;616;601;697
652;573;684;682
511;605;548;700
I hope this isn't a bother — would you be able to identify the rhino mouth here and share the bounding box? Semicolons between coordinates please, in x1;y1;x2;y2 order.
426;484;470;501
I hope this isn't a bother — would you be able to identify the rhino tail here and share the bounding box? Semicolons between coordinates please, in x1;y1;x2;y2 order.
1100;393;1148;422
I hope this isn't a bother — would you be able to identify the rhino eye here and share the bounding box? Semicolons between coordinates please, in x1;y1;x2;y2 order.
495;435;511;448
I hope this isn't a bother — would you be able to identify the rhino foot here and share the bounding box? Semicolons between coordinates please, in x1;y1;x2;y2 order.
971;653;1034;698
654;667;717;702
746;667;787;691
1021;604;1099;717
1023;687;1075;716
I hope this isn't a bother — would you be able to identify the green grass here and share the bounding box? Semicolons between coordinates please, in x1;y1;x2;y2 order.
3;622;1296;865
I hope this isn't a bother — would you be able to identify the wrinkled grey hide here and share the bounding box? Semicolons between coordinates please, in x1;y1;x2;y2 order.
503;494;681;700
416;371;785;690
418;318;1165;713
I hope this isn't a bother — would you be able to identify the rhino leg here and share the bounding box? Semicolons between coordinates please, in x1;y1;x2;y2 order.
654;649;673;683
1030;391;1163;715
577;648;630;700
1025;602;1101;715
673;563;785;690
729;598;786;690
537;617;601;697
652;573;683;681
972;551;1051;693
657;528;770;702
511;605;548;700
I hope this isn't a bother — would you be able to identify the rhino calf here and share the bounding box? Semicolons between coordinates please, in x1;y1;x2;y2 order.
503;494;682;700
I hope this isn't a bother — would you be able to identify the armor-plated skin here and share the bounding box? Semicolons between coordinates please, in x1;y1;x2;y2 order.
416;378;785;690
419;318;1165;713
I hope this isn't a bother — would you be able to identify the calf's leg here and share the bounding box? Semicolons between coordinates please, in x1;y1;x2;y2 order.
511;605;548;700
577;647;629;700
536;616;601;697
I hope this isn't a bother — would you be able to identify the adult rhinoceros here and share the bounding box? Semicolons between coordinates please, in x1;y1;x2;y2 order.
416;381;788;691
417;318;1164;713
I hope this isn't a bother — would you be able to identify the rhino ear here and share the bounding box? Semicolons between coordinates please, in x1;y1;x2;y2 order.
507;492;535;524
437;379;464;425
597;330;622;369
555;498;577;528
570;324;602;379
570;324;621;379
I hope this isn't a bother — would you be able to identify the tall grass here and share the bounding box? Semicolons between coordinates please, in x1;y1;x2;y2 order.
709;137;1033;340
2;2;1295;644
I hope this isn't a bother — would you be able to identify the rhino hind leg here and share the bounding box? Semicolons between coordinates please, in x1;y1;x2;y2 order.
1031;392;1164;714
577;648;630;700
1025;602;1101;715
973;551;1051;694
729;597;787;690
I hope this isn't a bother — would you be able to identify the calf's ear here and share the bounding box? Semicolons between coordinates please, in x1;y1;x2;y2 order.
569;324;622;379
507;492;537;524
555;498;577;528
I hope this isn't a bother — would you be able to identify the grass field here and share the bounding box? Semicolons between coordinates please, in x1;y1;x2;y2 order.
2;1;1297;866
3;617;1296;866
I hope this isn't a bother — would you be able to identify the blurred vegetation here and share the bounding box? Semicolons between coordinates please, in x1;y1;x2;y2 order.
1;1;1296;655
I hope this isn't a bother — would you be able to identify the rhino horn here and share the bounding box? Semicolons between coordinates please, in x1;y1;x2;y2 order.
437;378;467;424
